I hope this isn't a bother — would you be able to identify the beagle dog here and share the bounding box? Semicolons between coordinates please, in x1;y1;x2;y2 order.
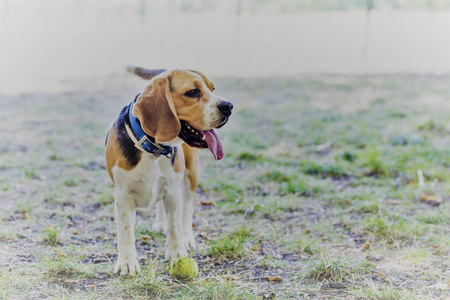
105;67;232;276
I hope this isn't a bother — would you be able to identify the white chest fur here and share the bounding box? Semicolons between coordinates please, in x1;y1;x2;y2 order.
112;154;183;208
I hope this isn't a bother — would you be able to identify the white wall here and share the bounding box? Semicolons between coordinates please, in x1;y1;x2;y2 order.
1;1;450;94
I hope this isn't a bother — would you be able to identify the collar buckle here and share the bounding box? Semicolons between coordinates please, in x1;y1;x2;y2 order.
138;136;163;156
138;135;173;158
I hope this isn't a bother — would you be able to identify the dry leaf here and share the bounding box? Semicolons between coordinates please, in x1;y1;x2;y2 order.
200;200;215;206
362;242;370;250
198;232;209;240
267;276;283;282
251;245;261;251
54;249;68;258
304;229;311;234
315;141;333;152
141;235;152;241
421;194;443;206
221;275;238;281
262;293;276;299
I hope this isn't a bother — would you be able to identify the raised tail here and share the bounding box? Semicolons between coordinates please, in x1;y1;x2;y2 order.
126;66;166;80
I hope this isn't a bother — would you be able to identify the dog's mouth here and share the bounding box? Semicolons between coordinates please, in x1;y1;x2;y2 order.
215;116;229;129
179;120;224;160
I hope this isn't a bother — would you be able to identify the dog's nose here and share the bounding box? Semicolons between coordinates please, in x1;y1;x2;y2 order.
218;101;233;116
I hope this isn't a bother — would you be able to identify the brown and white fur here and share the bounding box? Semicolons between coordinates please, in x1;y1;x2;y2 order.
105;67;232;276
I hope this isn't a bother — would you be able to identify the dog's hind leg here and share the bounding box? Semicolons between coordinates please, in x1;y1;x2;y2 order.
152;200;168;234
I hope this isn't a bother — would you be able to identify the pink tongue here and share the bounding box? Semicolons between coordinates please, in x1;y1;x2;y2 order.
201;129;223;160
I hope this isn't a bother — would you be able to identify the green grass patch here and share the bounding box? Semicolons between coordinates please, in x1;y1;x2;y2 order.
301;161;351;179
212;181;244;203
114;260;170;298
237;152;263;162
208;230;250;260
349;282;419;300
43;225;62;246
418;119;446;132
296;236;321;255
341;151;356;162
258;170;291;183
362;146;389;177
299;253;373;283
279;178;312;195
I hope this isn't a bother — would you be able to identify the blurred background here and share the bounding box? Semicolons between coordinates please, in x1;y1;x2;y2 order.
1;0;450;95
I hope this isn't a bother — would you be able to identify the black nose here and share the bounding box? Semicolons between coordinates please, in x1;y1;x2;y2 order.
218;101;233;116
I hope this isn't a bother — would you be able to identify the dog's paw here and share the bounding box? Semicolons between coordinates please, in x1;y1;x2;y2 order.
184;234;196;251
114;257;140;276
164;246;188;261
152;222;167;235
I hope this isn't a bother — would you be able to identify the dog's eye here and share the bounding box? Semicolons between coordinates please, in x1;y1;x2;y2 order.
184;88;201;98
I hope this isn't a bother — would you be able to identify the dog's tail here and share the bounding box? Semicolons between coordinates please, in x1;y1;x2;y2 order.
126;66;166;80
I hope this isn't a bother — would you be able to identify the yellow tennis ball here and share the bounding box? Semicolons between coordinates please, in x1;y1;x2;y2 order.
169;257;198;282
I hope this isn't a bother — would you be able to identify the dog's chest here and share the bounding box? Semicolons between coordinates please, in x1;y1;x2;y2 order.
113;155;181;208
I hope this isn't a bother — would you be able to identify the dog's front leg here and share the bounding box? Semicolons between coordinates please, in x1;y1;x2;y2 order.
114;189;140;276
182;174;196;251
163;188;188;260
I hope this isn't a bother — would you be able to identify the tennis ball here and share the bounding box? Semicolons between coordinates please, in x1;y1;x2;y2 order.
169;257;198;282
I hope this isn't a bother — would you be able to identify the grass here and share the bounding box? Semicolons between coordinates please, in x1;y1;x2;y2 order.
43;225;62;246
1;74;450;299
299;253;373;283
363;146;389;177
207;227;253;260
349;282;416;300
301;160;351;179
295;235;320;255
114;260;170;298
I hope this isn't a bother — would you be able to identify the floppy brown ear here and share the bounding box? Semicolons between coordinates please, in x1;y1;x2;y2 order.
132;76;181;143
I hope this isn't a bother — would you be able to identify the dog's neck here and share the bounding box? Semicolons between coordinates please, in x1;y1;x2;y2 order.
127;95;174;158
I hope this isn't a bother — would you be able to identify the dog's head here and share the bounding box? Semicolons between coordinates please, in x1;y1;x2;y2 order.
131;68;232;160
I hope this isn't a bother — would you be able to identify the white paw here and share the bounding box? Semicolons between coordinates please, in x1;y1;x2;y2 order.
114;256;140;276
165;245;188;261
152;222;167;235
184;234;196;251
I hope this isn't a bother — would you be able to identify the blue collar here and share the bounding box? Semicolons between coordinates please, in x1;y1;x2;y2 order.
128;94;174;158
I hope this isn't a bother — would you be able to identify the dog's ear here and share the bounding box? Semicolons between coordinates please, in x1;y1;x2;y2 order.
133;75;181;143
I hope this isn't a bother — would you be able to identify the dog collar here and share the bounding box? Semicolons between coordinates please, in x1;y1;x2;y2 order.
128;94;174;158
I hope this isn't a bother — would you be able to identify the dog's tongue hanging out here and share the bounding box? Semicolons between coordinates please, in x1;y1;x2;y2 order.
200;129;223;160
